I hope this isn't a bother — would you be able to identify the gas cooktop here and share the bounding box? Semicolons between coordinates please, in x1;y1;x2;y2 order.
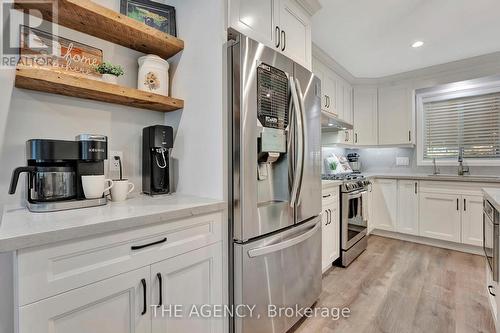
321;173;365;181
322;173;370;192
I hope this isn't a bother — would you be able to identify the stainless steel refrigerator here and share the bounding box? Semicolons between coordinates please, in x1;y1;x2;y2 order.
228;29;322;333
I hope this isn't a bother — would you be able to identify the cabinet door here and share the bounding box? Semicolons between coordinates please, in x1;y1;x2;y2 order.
324;73;337;114
321;207;333;272
19;267;151;333
397;180;419;235
378;85;413;145
462;195;484;246
343;85;353;124
321;201;339;272
151;243;223;333
278;0;312;69
419;192;461;242
353;87;378;145
330;204;340;262
229;0;278;49
371;179;397;231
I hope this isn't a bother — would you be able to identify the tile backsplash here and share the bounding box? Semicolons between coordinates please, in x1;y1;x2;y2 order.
322;147;500;176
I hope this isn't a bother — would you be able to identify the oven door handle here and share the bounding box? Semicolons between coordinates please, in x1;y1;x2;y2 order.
247;222;320;258
347;190;367;200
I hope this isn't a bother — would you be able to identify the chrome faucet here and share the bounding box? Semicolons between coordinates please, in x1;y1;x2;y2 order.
432;158;440;175
458;147;470;176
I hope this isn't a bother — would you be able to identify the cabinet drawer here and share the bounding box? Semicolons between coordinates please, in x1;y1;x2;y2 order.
322;187;340;205
17;212;223;306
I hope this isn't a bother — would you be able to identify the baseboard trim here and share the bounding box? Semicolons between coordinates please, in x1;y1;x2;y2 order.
370;229;484;255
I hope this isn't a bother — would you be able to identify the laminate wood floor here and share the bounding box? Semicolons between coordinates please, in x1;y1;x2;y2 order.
293;235;496;333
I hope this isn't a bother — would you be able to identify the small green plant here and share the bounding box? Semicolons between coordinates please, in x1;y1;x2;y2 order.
94;62;125;77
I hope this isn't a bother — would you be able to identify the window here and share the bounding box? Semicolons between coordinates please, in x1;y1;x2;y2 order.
417;77;500;165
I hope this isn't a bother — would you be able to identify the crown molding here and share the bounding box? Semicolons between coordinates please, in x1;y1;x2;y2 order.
313;44;500;87
312;43;356;83
296;0;322;16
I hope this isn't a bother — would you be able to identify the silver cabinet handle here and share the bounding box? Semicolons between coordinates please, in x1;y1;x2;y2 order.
281;30;286;52
248;222;320;258
275;26;281;48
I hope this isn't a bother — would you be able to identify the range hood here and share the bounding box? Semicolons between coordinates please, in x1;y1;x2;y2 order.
321;111;353;131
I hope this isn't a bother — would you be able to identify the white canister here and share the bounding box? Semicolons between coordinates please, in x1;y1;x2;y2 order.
137;55;169;96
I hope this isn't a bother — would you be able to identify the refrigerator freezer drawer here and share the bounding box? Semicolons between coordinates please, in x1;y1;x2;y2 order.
234;217;322;333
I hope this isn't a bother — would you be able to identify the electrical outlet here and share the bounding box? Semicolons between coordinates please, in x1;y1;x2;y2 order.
396;156;410;166
109;151;124;172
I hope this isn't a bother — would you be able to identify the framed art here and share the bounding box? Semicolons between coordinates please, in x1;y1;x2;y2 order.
120;0;177;37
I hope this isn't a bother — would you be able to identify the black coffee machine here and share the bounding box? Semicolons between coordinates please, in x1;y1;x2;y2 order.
143;125;174;195
9;134;108;212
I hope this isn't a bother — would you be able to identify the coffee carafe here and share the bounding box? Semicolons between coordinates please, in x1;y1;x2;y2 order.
8;135;108;212
142;125;174;195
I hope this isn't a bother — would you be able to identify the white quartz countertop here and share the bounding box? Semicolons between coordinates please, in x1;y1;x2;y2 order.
322;180;343;188
483;188;500;212
365;173;500;183
0;194;225;253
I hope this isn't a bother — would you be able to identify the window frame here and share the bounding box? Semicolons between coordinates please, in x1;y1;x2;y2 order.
416;75;500;166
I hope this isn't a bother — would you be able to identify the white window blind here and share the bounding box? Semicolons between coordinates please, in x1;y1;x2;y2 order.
423;92;500;159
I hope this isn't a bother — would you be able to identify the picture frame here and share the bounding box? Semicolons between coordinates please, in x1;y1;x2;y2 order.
120;0;177;37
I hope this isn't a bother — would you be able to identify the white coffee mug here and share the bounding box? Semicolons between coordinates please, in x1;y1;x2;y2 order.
110;179;134;202
81;175;114;199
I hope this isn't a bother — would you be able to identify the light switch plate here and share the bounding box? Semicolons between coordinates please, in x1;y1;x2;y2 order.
396;157;410;166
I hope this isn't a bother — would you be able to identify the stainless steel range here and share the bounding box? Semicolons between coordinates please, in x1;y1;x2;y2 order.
322;173;370;266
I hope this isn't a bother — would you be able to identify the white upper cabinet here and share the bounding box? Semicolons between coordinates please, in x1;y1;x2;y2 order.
353;87;378;145
378;85;414;145
312;57;353;125
229;0;312;69
229;0;278;48
278;0;312;69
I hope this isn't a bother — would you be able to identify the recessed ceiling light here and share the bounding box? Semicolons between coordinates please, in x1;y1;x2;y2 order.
412;41;424;48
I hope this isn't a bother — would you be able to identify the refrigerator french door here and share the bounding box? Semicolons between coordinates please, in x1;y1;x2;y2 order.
228;29;322;333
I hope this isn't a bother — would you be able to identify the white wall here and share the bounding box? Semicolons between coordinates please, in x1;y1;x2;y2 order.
165;0;226;200
0;1;226;332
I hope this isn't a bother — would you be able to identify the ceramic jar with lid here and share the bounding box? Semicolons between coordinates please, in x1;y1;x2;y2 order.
137;55;169;96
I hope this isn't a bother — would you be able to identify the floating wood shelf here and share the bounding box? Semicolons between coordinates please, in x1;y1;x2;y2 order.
14;0;184;59
15;67;184;112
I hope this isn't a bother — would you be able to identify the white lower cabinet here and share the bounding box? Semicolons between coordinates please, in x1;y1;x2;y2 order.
15;212;224;333
371;179;489;248
396;180;419;235
321;187;340;272
419;192;461;242
371;179;397;231
461;195;484;246
19;266;151;333
151;243;223;333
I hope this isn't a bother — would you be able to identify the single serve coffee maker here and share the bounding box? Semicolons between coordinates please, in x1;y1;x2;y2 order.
142;125;174;195
9;134;108;212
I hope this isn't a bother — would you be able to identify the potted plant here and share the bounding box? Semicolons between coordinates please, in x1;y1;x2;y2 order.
94;62;125;84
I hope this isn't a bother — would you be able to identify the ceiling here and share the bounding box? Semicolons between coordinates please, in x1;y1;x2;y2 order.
312;0;500;78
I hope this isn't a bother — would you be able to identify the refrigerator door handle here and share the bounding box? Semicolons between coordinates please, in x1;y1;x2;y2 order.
247;222;320;258
289;76;303;208
293;77;306;206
